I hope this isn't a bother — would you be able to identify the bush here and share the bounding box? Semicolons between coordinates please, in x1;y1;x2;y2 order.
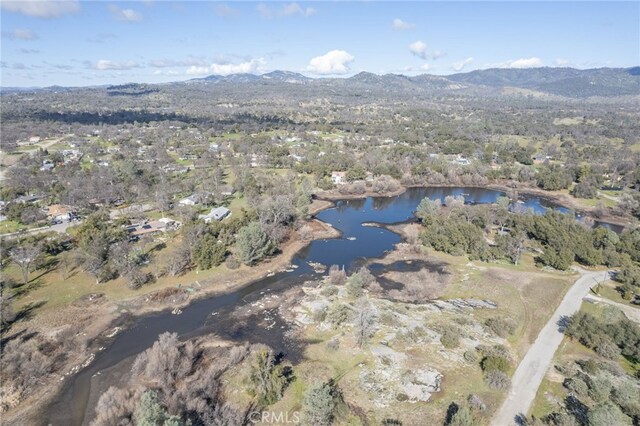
346;273;364;298
481;356;510;374
484;370;511;390
467;394;486;412
313;307;328;323
135;390;169;426
326;337;340;351
224;255;240;270
327;265;346;286
587;401;630;426
485;317;517;338
301;380;343;426
447;405;473;426
563;377;589;398
326;303;351;328
440;325;461;349
320;284;338;297
586;373;612;403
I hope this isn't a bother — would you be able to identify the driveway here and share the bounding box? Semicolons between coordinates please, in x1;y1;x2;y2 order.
492;269;610;426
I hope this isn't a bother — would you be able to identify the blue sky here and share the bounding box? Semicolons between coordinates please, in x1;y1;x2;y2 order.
1;1;638;87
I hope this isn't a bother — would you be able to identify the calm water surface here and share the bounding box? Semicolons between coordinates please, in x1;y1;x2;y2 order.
45;187;624;425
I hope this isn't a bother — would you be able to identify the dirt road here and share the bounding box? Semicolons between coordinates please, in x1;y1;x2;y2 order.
492;269;610;426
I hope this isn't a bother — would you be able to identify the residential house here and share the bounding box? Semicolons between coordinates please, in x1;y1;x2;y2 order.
126;218;181;238
331;171;347;185
47;204;76;222
219;185;235;197
178;194;201;206
198;207;231;223
532;153;552;165
452;155;471;166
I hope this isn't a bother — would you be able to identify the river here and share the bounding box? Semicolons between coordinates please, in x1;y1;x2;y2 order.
44;187;625;425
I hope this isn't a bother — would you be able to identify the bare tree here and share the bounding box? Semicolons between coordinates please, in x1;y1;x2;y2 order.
354;298;376;348
9;244;42;284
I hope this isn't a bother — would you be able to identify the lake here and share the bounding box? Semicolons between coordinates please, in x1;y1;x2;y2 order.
45;187;625;425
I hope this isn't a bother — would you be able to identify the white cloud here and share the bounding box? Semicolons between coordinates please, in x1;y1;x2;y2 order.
154;69;180;76
420;64;430;72
281;2;316;17
256;4;272;18
430;50;446;60
555;58;570;67
108;5;143;22
506;57;543;68
215;4;239;17
306;50;354;75
392;18;414;30
186;58;267;76
93;60;140;70
1;0;80;18
149;57;207;68
452;57;474;71
490;57;543;69
409;41;428;60
2;29;39;41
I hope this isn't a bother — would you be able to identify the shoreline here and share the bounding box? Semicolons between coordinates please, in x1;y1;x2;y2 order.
5;183;634;423
4;200;340;426
319;182;632;228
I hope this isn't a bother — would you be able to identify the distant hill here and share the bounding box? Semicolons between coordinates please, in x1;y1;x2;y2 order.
447;67;640;97
3;67;639;99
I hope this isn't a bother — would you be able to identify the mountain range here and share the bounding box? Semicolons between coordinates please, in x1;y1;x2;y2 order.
3;67;639;98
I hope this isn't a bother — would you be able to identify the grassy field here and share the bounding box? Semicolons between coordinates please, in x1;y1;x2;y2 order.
440;251;575;359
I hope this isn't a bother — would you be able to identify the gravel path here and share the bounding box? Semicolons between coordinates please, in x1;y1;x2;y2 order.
492;268;610;426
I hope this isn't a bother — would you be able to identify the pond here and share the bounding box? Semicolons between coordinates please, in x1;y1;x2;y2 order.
45;187;625;425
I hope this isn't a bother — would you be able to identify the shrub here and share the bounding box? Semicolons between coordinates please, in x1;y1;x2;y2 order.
249;349;288;405
481;356;510;374
346;273;364;298
320;284;338;297
135;390;169;426
447;405;473;426
485;317;517;338
587;401;630;426
484;370;511;390
224;255;240;270
563;377;589;398
326;303;351;328
586;373;612;403
327;265;346;286
301;380;343;426
577;359;599;375
326;337;340;351
440;325;461;349
467;394;486;412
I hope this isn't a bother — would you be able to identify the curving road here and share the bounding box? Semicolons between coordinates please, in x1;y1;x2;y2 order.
492;268;610;426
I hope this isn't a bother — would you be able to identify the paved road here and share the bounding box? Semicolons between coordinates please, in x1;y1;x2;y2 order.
492;269;610;426
1;220;79;239
584;293;640;323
